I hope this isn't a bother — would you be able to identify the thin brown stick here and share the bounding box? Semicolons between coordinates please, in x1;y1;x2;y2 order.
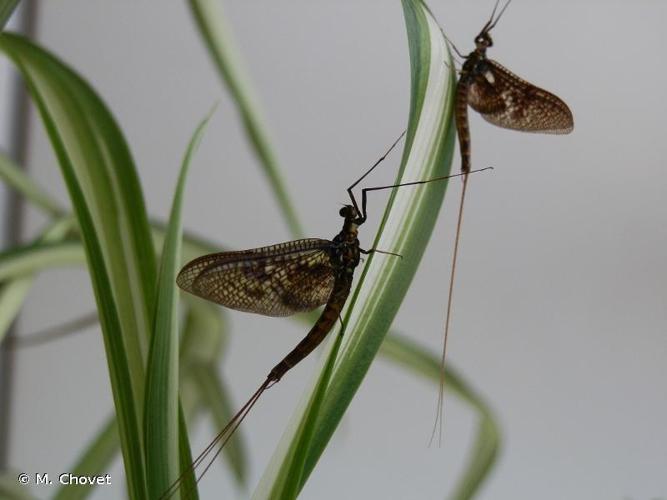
5;311;98;349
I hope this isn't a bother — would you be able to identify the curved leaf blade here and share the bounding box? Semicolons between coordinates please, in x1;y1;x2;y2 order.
188;0;303;238
0;33;157;499
0;218;75;343
380;333;502;500
0;240;82;282
254;1;457;496
0;0;18;30
53;416;119;500
0;150;64;216
144;110;213;498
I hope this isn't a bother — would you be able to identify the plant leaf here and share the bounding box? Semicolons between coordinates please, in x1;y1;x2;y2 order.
272;332;345;499
0;221;223;284
380;333;501;500
0;220;223;347
53;416;118;500
176;407;199;500
0;218;74;343
188;0;303;238
144;109;213;498
0;150;64;216
0;279;30;344
52;301;235;500
0;33;157;499
0;240;82;282
191;365;248;487
0;471;36;500
253;1;457;496
0;0;18;30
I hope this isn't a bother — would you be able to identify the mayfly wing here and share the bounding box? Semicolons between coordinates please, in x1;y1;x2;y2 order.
468;59;574;133
167;236;341;498
176;238;336;317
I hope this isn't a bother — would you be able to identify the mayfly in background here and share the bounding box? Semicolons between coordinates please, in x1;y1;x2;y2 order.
432;0;574;442
161;132;491;498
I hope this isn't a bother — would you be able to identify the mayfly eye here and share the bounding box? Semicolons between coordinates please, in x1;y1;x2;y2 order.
339;207;347;217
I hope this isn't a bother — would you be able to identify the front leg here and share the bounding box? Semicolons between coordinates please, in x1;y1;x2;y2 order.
360;248;402;259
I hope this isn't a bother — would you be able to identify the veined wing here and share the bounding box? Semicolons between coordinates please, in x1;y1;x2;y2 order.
468;59;574;134
177;238;336;317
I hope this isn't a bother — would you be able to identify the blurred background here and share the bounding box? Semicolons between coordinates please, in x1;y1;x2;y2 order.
1;1;665;499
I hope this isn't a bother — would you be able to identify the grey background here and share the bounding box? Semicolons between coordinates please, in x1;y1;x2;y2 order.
2;1;666;499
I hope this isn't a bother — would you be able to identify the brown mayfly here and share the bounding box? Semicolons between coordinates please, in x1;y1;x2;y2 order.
433;0;574;438
162;133;490;497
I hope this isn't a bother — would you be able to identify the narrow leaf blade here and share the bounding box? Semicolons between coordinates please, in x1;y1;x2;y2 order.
0;150;64;216
380;333;502;500
53;416;119;500
254;1;458;496
188;0;303;238
144;110;213;498
0;0;18;30
0;33;157;498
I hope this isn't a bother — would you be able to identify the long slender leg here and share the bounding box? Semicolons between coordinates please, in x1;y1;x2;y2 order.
347;131;406;219
360;248;403;259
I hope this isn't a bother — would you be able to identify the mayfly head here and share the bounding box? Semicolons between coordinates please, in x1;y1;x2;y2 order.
474;30;493;50
475;0;512;50
339;204;361;224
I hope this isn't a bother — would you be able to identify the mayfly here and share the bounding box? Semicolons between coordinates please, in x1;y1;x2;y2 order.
433;0;574;439
162;133;490;497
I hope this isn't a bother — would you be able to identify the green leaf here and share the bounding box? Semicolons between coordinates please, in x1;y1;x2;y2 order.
51;301;232;500
0;220;222;347
0;471;36;500
0;222;221;284
254;1;457;496
191;365;248;487
0;240;83;282
0;278;31;342
0;0;19;30
0;150;65;216
180;296;248;486
144;109;213;498
380;333;501;500
53;416;118;500
176;407;199;500
267;331;345;499
179;300;227;369
0;33;157;499
0;218;74;343
188;0;303;238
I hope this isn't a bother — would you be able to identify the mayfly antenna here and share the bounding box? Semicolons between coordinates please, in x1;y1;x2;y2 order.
487;0;513;32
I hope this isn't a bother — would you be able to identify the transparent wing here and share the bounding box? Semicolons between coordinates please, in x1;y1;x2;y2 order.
468;59;574;134
177;238;336;317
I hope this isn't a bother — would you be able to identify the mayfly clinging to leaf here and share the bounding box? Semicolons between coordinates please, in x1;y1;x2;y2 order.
433;0;574;440
163;133;490;498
